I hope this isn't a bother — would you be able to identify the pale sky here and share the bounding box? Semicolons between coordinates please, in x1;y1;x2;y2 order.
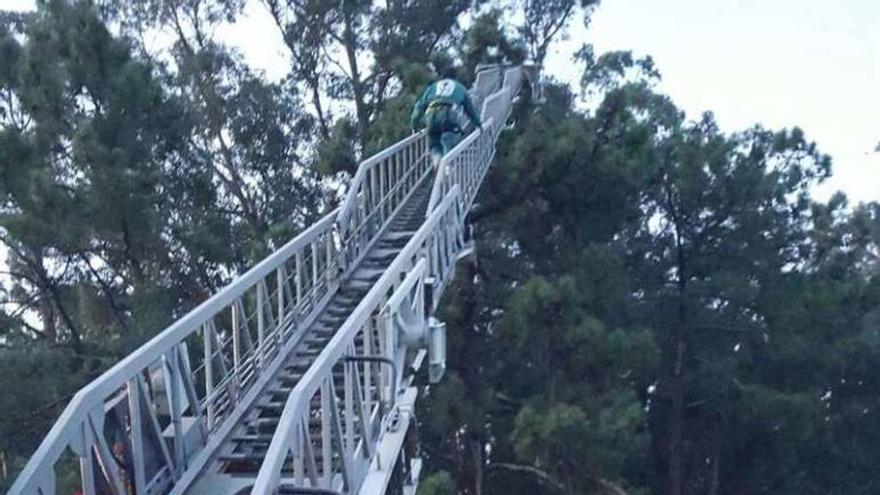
3;0;878;203
556;0;879;204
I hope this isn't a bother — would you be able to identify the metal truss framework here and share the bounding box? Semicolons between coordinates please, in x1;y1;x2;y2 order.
8;63;539;495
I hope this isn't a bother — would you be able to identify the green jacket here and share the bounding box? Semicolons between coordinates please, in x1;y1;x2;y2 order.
411;78;482;132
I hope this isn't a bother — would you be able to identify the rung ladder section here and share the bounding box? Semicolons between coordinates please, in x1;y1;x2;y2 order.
426;67;527;216
246;65;534;495
8;63;538;495
337;132;432;273
7;213;343;495
251;187;466;495
182;178;436;495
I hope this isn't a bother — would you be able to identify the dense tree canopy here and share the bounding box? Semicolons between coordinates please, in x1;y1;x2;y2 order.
1;1;877;494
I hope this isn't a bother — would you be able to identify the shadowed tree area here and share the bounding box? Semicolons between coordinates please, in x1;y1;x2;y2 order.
1;1;878;494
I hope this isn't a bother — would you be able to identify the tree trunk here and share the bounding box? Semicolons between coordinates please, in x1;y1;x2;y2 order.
664;176;687;495
24;246;82;351
340;2;369;143
263;0;331;140
310;77;330;139
470;438;484;495
168;6;264;233
668;324;684;495
709;416;722;495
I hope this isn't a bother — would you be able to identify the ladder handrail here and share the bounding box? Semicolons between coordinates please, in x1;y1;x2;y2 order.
251;66;533;495
8;210;339;495
337;131;427;237
425;66;524;215
9;62;538;495
337;64;514;241
425;116;497;214
251;185;464;494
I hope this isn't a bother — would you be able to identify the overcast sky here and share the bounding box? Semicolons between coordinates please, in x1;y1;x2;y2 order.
563;0;879;204
4;0;878;203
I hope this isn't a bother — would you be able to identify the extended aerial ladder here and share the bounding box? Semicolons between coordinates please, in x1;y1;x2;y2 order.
7;63;540;495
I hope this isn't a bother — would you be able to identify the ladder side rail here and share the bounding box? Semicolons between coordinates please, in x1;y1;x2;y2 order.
482;85;514;135
502;66;523;93
337;132;429;238
339;142;434;279
251;186;465;495
8;211;341;495
427;78;514;215
475;66;503;95
467;66;504;130
425;67;524;215
424;115;496;216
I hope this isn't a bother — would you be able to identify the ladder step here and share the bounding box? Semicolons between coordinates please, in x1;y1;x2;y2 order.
212;169;442;479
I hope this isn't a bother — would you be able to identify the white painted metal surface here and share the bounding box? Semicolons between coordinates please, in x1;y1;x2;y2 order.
8;63;538;495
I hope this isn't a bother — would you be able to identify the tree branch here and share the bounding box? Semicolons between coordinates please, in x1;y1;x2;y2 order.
487;462;566;493
488;462;632;495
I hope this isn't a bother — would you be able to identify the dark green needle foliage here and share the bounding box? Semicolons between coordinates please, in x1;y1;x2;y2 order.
0;2;878;494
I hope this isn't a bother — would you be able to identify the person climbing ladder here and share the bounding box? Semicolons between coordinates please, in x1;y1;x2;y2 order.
411;66;483;167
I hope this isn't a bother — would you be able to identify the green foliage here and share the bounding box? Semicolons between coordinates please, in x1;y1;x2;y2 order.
418;471;457;495
517;0;600;63
461;10;526;80
513;403;591;467
419;12;879;493
0;345;99;489
0;0;321;482
1;2;878;495
315;118;359;176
